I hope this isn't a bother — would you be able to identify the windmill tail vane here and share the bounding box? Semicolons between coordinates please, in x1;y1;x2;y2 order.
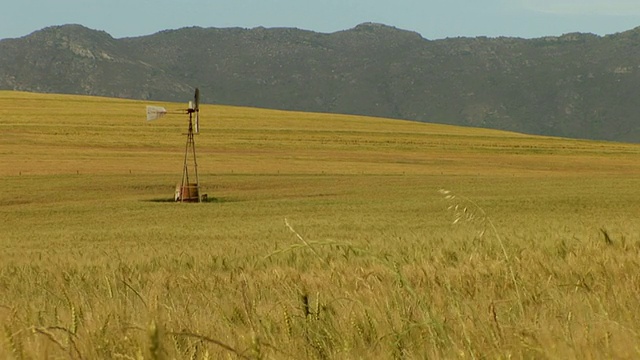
146;106;167;121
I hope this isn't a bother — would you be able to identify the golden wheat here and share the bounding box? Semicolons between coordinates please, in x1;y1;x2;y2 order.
1;91;640;358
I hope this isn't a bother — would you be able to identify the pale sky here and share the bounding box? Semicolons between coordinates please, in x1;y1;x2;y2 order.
2;0;640;40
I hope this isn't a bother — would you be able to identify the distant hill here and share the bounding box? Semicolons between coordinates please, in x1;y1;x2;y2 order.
1;23;640;143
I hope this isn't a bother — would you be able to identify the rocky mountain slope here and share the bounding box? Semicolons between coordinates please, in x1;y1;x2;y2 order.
1;23;640;142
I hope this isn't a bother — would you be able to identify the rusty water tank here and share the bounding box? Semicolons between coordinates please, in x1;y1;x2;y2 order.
175;183;200;203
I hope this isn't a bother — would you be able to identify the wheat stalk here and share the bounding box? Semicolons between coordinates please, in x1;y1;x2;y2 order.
169;331;251;360
148;320;162;360
440;189;525;317
284;218;330;266
4;325;23;360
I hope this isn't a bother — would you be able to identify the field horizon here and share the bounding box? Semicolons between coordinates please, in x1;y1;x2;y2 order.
1;90;640;358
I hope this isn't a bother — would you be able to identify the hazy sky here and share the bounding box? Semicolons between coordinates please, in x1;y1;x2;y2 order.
2;0;640;40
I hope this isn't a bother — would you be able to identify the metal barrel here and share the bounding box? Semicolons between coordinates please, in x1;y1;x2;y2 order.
176;183;200;202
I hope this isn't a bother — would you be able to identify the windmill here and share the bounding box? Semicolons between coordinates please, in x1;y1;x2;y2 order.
146;88;203;203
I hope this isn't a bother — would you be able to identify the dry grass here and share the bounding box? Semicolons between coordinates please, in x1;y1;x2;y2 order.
1;91;640;358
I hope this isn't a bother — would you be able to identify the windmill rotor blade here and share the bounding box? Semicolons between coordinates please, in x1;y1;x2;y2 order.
146;106;167;121
193;88;201;133
194;87;200;111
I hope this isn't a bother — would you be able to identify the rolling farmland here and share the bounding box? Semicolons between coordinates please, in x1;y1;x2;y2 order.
1;91;639;358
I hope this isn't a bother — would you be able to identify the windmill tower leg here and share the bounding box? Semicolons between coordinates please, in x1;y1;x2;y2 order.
191;128;200;203
178;113;200;202
179;133;190;203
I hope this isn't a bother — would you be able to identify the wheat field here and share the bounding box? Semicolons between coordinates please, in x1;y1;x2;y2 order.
1;91;640;358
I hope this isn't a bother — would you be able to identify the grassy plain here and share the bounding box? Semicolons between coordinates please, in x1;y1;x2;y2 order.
1;90;640;358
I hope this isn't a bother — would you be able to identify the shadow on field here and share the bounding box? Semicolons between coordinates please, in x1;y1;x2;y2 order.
143;196;233;204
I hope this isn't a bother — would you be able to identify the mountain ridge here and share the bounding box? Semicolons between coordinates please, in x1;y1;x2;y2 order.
1;23;640;143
